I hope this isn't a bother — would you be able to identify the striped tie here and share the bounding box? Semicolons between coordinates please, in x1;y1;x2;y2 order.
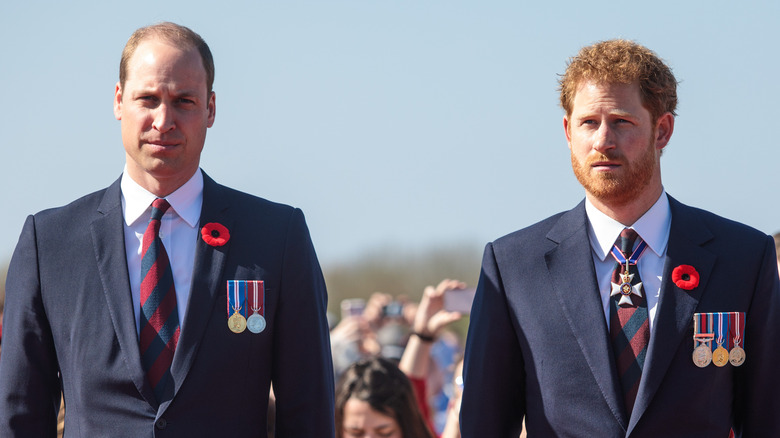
139;198;180;401
609;228;649;417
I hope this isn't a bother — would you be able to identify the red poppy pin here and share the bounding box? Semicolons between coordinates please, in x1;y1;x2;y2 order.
672;264;699;290
201;222;230;247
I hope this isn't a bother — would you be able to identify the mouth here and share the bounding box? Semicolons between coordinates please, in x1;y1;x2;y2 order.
590;160;621;171
145;139;180;148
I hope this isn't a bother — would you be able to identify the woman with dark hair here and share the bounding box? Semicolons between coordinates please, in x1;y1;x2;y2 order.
336;356;435;438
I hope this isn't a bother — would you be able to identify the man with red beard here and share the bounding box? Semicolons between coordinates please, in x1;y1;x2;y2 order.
460;39;780;437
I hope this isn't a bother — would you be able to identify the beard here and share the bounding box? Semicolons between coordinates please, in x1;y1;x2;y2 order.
570;134;658;207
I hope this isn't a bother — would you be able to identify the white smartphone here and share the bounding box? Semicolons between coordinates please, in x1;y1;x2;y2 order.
444;288;477;314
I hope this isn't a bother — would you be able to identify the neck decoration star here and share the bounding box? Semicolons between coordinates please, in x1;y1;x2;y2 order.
610;260;643;306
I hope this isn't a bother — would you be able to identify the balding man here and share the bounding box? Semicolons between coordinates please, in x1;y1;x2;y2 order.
0;22;335;437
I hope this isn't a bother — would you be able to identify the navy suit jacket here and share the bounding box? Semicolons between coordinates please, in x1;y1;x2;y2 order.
461;196;780;437
0;172;335;437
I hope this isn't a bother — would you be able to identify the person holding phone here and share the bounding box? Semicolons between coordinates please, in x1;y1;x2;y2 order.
398;278;466;432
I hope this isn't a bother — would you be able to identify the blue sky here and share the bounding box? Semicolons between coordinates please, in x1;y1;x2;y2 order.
2;1;778;268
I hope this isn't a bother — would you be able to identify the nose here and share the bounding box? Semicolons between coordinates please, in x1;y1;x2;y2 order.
152;104;175;133
592;122;615;153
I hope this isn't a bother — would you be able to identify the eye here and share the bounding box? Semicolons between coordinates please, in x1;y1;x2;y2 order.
612;115;638;126
137;95;159;106
178;98;196;104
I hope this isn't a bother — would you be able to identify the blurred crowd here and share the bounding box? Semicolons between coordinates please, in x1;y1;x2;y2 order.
330;279;469;438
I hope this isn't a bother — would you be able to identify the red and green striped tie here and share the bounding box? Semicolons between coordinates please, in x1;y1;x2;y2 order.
609;228;649;418
139;198;180;402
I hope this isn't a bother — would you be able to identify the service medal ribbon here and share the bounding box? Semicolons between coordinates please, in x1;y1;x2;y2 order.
246;281;267;334
728;311;746;366
609;239;649;266
712;313;730;367
692;313;714;368
227;280;249;333
693;312;745;368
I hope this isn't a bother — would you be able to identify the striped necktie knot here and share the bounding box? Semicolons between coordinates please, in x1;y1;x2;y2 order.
150;198;170;221
618;228;638;254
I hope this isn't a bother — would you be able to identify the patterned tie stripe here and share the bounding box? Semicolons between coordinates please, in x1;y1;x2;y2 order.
609;228;649;417
139;198;180;401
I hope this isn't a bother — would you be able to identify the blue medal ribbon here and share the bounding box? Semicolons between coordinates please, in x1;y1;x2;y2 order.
227;280;248;319
610;239;649;266
713;312;729;351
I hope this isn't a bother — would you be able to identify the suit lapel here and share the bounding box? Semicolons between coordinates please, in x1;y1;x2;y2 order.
91;178;157;406
545;202;628;429
627;197;716;434
162;173;232;412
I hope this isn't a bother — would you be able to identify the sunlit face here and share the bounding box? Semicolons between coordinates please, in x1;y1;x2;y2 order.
114;37;215;196
342;398;402;438
564;81;671;208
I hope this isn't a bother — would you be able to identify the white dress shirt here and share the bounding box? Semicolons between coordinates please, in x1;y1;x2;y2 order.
585;191;671;333
121;168;203;336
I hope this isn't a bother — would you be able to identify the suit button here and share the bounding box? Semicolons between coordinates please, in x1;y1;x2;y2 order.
155;418;167;429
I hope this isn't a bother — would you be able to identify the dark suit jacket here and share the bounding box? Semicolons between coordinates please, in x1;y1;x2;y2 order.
461;196;780;437
0;172;335;437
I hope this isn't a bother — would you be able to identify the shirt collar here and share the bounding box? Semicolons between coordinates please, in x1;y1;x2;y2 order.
120;167;204;228
585;191;671;261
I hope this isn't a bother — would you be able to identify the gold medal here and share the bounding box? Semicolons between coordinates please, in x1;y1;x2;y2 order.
712;345;729;367
226;281;248;333
692;343;712;368
228;310;247;333
729;345;746;366
711;313;729;367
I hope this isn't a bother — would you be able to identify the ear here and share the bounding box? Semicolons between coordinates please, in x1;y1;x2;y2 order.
563;115;572;150
206;91;216;128
113;82;123;121
654;112;674;151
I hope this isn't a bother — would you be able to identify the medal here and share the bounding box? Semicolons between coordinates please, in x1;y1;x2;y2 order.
247;280;266;334
247;314;266;333
693;342;713;368
712;313;729;367
609;238;648;306
227;280;249;334
729;312;746;366
712;345;729;367
229;310;247;333
729;346;746;366
692;313;714;367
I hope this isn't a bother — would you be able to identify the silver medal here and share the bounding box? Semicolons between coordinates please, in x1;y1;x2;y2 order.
247;313;266;334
